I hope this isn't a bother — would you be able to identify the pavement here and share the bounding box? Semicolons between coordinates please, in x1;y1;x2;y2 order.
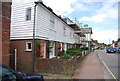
72;51;105;79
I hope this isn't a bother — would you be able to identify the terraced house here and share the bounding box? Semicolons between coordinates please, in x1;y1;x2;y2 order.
10;0;85;72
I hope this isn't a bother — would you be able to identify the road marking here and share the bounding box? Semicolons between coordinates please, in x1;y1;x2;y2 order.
98;54;118;81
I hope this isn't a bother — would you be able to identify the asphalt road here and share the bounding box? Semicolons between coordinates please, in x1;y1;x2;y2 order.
97;49;119;79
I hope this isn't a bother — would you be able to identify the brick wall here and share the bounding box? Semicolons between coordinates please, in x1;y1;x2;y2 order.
0;2;11;66
35;56;82;75
0;1;2;64
10;39;48;72
10;39;69;72
10;40;34;72
55;42;61;56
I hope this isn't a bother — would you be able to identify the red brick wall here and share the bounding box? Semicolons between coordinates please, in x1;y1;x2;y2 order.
55;42;61;56
35;56;82;74
40;40;46;58
1;2;11;66
10;40;33;72
0;1;2;64
10;39;47;72
10;39;65;72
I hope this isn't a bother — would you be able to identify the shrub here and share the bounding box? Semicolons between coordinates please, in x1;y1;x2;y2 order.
66;47;82;56
58;47;83;59
58;50;65;56
59;54;72;59
81;47;89;50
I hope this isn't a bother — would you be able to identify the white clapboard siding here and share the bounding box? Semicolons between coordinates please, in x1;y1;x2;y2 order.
36;4;77;43
84;34;91;41
11;0;79;44
10;0;35;39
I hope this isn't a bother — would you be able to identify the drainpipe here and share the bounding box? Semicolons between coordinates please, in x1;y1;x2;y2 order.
32;2;38;73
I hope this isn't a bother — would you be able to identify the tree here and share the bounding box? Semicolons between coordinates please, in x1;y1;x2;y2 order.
117;38;120;42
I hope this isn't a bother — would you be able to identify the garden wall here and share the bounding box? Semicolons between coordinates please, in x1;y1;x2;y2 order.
35;50;89;75
35;56;82;75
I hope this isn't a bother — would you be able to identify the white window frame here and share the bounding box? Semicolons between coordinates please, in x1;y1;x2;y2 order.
26;7;31;21
63;25;66;35
44;43;46;58
49;42;55;58
26;42;32;51
50;15;55;28
70;32;72;38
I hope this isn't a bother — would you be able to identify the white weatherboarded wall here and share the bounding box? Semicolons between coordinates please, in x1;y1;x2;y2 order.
11;0;78;44
11;0;35;39
35;3;76;44
85;34;91;41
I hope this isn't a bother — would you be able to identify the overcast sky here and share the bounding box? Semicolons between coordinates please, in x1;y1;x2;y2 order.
43;0;119;44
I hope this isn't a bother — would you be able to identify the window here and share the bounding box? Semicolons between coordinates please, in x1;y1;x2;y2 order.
26;8;31;20
70;32;72;38
50;15;55;28
26;42;32;51
63;25;66;35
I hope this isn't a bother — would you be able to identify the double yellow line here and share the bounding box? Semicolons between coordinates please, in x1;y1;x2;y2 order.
98;54;118;81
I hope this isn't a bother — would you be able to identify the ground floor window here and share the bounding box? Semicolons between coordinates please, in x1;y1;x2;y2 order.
26;42;32;51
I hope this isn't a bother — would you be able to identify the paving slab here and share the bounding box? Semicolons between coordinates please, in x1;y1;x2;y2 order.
72;51;105;79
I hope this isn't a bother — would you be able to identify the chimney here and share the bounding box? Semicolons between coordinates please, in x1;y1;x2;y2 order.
47;6;53;12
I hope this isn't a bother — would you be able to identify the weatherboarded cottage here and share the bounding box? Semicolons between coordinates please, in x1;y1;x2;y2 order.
10;0;81;72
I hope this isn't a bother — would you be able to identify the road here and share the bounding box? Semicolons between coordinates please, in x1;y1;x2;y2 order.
97;49;119;79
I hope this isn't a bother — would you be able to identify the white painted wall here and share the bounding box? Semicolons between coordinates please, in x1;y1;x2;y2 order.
11;0;78;44
11;0;35;39
36;4;77;43
85;34;91;41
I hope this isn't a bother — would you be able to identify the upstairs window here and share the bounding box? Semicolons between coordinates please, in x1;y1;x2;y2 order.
26;42;32;51
50;15;55;28
70;32;72;38
26;8;31;20
63;25;66;35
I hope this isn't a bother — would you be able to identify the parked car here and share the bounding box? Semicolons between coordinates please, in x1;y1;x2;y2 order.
0;64;44;81
100;47;104;50
106;47;116;53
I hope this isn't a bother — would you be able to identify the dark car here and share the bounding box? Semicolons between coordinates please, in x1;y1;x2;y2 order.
106;47;116;53
0;64;44;81
100;47;104;50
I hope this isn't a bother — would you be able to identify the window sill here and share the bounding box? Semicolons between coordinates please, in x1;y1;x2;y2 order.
25;49;32;52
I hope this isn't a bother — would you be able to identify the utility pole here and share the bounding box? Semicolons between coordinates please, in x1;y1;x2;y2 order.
32;1;42;73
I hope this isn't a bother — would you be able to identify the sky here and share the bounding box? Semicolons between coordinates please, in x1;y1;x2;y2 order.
43;0;119;44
